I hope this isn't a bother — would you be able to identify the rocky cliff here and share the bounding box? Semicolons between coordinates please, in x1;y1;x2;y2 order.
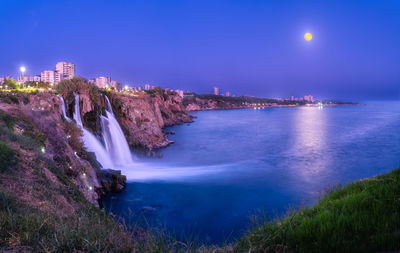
0;91;102;207
58;79;192;150
107;89;193;149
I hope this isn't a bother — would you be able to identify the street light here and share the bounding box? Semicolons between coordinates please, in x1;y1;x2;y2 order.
20;66;26;88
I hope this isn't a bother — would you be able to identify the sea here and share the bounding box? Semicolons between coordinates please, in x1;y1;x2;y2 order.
103;102;400;244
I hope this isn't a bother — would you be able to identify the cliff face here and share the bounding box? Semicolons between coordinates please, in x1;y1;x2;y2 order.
61;87;192;150
107;91;193;150
0;92;102;208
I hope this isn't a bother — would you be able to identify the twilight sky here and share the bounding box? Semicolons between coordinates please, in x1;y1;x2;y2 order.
0;0;399;100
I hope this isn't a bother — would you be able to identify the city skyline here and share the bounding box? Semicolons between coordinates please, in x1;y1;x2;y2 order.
0;0;399;100
0;60;315;100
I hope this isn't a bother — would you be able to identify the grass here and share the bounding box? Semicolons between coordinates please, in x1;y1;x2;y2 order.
0;190;137;252
0;186;226;252
235;168;400;253
0;141;17;172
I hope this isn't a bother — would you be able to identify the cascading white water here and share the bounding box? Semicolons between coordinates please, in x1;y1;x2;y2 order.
57;95;72;122
70;94;114;169
73;94;83;126
101;96;134;165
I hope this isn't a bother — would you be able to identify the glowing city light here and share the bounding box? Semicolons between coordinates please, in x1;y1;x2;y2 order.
20;66;26;73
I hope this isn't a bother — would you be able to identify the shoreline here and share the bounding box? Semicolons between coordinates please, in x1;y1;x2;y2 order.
186;102;362;112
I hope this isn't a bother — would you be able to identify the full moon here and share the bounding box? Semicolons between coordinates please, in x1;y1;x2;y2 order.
304;33;312;41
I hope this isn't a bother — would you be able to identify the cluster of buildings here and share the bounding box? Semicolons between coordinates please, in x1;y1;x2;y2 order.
213;86;232;97
41;61;76;84
212;86;315;103
0;62;76;85
88;77;122;90
0;61;185;98
1;61;314;102
288;95;314;102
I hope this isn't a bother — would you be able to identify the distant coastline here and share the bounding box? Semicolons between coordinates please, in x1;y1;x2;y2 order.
183;93;359;111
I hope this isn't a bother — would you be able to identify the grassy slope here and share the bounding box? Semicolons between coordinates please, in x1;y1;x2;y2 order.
0;108;139;252
235;168;400;253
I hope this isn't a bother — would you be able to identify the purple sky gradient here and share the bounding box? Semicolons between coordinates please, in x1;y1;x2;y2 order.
0;0;399;100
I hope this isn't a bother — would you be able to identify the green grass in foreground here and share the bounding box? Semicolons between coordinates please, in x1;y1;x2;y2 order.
235;168;400;253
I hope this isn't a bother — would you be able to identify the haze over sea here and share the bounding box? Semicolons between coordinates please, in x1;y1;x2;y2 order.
104;102;400;243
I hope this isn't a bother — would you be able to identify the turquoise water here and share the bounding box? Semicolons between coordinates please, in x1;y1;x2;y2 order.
103;103;400;243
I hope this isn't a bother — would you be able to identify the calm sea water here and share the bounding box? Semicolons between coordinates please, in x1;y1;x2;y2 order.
103;102;400;243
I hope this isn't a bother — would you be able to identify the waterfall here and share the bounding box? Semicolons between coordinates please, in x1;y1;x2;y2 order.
57;95;72;122
69;94;114;169
73;94;83;127
58;94;133;170
101;95;134;165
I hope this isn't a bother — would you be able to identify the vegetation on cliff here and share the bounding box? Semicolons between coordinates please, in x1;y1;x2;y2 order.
236;168;400;253
56;77;102;105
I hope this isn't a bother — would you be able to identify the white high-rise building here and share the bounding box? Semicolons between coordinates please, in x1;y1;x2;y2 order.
95;76;111;88
56;62;75;80
41;70;61;85
213;86;219;95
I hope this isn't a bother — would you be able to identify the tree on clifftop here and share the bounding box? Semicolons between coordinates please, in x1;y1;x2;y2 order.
2;79;18;89
56;77;101;104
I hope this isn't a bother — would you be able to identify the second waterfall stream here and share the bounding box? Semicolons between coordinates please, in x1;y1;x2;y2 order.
59;94;133;170
101;96;134;166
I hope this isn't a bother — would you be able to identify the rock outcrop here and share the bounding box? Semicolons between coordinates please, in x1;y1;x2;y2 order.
107;90;193;150
98;169;127;193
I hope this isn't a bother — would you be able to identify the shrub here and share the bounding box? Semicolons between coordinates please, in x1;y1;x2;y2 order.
64;121;84;152
2;79;18;89
0;141;17;172
0;110;15;129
